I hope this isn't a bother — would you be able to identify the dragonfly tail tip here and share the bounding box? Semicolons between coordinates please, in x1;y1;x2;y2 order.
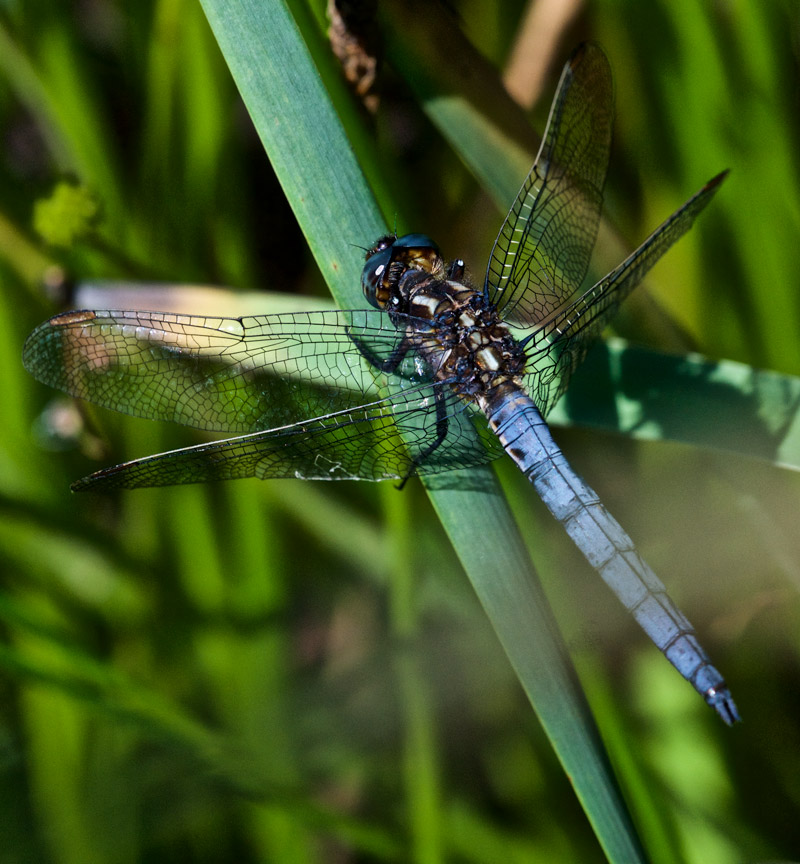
707;688;741;726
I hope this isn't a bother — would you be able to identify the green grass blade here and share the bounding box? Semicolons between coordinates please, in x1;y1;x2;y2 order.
199;0;383;299
550;338;800;470
196;1;647;861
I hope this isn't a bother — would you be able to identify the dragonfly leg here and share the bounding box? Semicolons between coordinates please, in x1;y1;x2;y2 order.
345;325;449;487
346;325;413;373
396;385;450;489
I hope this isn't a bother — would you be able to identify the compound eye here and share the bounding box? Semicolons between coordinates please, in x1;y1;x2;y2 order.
360;233;441;309
361;245;393;309
391;234;440;273
393;233;437;253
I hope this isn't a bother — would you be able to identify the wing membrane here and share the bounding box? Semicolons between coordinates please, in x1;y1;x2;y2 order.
22;308;425;433
68;385;503;490
23;307;504;488
520;172;728;416
485;42;613;327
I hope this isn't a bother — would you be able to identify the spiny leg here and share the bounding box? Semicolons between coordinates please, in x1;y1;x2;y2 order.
346;325;414;374
396;385;451;489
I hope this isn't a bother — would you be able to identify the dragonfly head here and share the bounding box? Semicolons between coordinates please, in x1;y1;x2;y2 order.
362;233;440;309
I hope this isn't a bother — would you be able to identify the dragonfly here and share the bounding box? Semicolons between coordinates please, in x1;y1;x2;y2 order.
23;43;739;724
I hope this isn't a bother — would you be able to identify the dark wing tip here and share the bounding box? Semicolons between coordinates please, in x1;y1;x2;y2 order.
569;42;589;67
566;41;610;77
568;40;601;66
71;454;157;493
22;309;97;376
706;169;730;190
71;467;120;493
50;309;98;326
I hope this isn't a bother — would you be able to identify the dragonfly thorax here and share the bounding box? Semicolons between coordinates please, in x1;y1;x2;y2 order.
363;234;527;401
415;282;527;400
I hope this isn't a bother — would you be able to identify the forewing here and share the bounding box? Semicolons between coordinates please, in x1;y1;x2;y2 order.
520;172;728;416
22;308;424;433
485;42;612;328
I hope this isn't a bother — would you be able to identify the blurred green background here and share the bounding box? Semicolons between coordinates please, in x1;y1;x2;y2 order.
2;0;800;862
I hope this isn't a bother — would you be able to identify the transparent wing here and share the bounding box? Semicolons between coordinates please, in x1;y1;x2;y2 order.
67;385;505;490
23;308;406;432
23;308;504;488
519;172;728;417
485;42;613;327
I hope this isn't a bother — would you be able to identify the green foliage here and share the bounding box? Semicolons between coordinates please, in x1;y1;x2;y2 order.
2;1;799;863
33;182;99;247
